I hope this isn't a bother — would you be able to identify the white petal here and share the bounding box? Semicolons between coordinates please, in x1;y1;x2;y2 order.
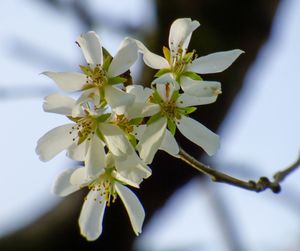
139;104;161;118
126;85;153;103
169;18;200;56
36;124;75;161
181;77;222;97
177;116;219;156
126;103;160;120
133;125;146;141
113;171;140;188
152;73;180;90
114;150;152;186
137;117;167;164
77;31;103;65
177;93;217;107
43;72;86;92
108;38;138;77
105;86;134;109
43;93;76;115
112;86;155;116
160;129;179;157
114;182;145;235
79;189;106;241
67;140;88;161
156;82;175;102
187;49;244;74
85;134;106;178
52;167;82;197
135;39;169;69
99;123;132;156
70;166;89;186
76;88;98;105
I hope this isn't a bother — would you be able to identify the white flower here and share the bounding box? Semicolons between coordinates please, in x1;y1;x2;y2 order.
33;96;111;169
37;93;151;181
137;82;219;163
135;18;243;92
43;31;138;109
53;163;145;241
36;95;107;176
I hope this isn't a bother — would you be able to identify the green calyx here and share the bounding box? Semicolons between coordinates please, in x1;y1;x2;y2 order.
148;88;197;135
80;50;130;91
80;64;108;90
159;46;202;82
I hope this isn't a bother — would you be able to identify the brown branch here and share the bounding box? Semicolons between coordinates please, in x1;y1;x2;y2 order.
179;148;300;193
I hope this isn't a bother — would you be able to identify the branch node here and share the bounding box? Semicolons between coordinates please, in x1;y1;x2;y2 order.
270;183;281;194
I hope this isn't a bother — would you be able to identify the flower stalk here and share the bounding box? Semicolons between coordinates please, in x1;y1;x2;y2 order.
179;147;300;193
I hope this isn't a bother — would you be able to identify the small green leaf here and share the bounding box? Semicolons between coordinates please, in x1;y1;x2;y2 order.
99;99;107;108
154;68;171;78
79;65;92;76
178;107;197;115
102;47;112;59
152;90;163;104
96;113;111;123
163;46;171;62
102;55;112;71
81;83;95;90
77;133;88;145
127;133;137;147
67;116;78;122
99;87;105;99
182;71;203;81
167;118;176;135
108;76;127;85
183;52;194;62
147;113;162;125
96;128;105;142
128;117;143;126
102;47;113;71
171;90;180;102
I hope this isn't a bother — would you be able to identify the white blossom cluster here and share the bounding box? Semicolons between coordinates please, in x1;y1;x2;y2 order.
36;18;243;241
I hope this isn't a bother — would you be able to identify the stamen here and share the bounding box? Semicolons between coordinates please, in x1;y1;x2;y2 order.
82;64;107;88
68;115;96;145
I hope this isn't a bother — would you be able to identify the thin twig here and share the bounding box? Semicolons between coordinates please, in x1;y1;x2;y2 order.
273;154;300;183
179;148;300;193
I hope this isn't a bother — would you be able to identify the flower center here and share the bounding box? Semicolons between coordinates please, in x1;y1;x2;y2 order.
89;174;117;207
169;44;196;77
114;114;133;134
69;113;97;145
91;65;107;87
83;64;107;89
160;101;177;119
